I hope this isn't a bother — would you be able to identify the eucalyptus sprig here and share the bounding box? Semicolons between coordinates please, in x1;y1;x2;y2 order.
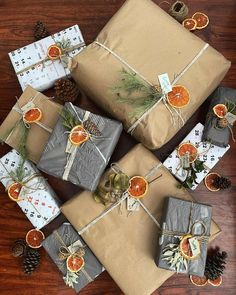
63;271;79;288
112;68;163;118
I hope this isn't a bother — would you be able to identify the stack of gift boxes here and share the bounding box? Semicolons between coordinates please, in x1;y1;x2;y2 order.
0;0;235;294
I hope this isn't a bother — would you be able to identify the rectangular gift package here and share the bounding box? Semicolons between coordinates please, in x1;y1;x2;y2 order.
61;144;221;295
37;102;122;191
42;222;104;293
0;86;62;164
9;25;85;92
69;0;231;150
202;86;236;147
0;149;60;229
163;123;230;190
156;197;212;276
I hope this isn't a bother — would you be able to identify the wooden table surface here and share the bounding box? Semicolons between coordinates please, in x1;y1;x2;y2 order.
0;0;235;294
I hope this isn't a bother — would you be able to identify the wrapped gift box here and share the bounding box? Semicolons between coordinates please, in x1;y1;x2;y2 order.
61;144;221;295
69;0;230;150
202;87;236;147
42;222;104;293
0;149;60;229
0;86;62;164
37;103;122;191
163;123;230;190
9;25;85;91
156;197;212;276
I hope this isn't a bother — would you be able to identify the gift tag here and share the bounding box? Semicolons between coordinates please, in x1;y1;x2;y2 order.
225;112;236;125
189;237;200;257
65;139;77;154
68;239;84;253
180;152;190;169
21;101;36;113
127;196;140;211
158;73;172;94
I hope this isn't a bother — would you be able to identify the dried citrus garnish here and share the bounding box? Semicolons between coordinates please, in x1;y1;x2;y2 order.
182;18;197;31
178;142;198;163
208;276;222;287
47;44;62;60
167;85;190;108
7;182;22;201
128;176;148;199
26;229;45;249
69;125;90;146
190;275;208;286
204;172;221;192
67;255;85;273
23;108;42;123
192;12;209;29
213;104;228;118
180;234;200;260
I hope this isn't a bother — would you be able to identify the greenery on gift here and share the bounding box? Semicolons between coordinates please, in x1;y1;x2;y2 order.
112;68;163;118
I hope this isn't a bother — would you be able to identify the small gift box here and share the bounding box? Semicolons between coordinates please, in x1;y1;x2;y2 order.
0;86;62;164
42;223;104;293
156;197;212;276
9;25;85;91
0;149;60;229
163;123;230;190
202;87;236;147
37;103;122;191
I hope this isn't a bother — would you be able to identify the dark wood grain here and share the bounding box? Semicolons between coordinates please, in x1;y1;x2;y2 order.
0;0;235;294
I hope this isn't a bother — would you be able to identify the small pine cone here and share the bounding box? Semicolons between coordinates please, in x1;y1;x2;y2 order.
218;118;228;128
54;78;80;103
213;176;231;190
83;118;102;136
33;21;49;41
23;248;40;275
12;239;27;257
205;250;227;280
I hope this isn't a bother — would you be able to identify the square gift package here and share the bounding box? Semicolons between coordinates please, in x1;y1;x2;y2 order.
61;144;221;295
37;103;122;191
42;223;104;293
9;25;85;92
0;149;60;229
69;0;230;150
0;86;62;164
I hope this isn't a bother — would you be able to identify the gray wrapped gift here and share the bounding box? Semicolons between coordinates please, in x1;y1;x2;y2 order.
37;102;122;191
42;223;103;293
202;86;236;147
156;197;212;277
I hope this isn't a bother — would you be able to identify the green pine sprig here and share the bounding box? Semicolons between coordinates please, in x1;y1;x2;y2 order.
60;108;81;131
112;68;163;118
8;158;31;184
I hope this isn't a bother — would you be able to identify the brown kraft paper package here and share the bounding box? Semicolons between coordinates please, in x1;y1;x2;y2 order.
69;0;231;150
61;144;221;295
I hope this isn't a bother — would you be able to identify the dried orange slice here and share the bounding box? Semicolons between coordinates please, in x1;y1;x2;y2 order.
204;172;221;192
7;182;22;201
47;44;62;60
180;234;200;260
208;276;222;287
190;275;208;286
69;125;90;146
67;255;85;273
26;229;45;249
23;108;42;123
128;176;148;199
167;85;190;108
192;12;209;29
178;143;198;163
213;104;228;118
182;18;197;31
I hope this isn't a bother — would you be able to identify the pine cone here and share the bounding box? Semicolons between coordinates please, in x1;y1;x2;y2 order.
205;251;227;280
218;118;228;128
23;248;40;275
12;239;27;257
33;21;49;41
54;78;80;103
213;176;231;190
83;118;102;136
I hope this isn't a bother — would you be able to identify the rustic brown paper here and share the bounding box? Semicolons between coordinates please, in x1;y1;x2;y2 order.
0;86;62;163
70;0;230;150
62;144;221;295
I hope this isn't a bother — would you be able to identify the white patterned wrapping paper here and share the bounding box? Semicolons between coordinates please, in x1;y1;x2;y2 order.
0;149;60;229
8;25;85;91
163;123;230;190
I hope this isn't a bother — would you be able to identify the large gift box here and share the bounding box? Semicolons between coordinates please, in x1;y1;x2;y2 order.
163;123;230;190
202;87;236;147
9;25;85;91
156;197;212;276
37;103;122;191
61;144;221;295
69;0;230;150
42;223;104;293
0;149;60;229
0;86;62;164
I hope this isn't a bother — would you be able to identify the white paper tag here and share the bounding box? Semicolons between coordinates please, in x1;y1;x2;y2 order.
68;240;84;253
65;139;77;154
225;112;236;125
189;237;200;257
127;197;140;211
158;73;172;94
21;101;35;113
180;152;190;169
